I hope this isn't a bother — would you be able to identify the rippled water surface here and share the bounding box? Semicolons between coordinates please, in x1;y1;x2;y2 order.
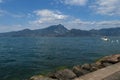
0;37;120;80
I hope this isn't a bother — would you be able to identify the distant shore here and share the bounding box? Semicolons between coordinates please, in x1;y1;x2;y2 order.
29;54;120;80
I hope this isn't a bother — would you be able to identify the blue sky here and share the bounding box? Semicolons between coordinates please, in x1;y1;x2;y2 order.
0;0;120;32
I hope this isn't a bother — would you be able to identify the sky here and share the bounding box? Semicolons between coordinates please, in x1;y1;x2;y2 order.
0;0;120;32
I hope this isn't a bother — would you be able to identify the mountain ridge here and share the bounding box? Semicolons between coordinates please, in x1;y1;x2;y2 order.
0;24;120;37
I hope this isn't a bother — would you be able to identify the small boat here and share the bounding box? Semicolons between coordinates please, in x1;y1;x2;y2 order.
101;36;109;41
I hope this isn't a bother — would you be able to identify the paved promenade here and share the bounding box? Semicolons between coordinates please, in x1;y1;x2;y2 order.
74;62;120;80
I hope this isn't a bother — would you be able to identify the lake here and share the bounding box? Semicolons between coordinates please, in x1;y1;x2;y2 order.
0;37;120;80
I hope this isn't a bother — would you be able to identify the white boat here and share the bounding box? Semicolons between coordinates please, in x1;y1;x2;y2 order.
101;36;109;41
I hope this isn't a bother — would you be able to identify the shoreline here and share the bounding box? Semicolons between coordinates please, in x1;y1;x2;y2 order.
29;54;120;80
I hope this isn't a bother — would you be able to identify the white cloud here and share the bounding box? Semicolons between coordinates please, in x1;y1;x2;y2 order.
0;19;119;33
0;0;3;3
28;9;120;30
1;17;120;32
29;9;120;30
30;9;68;25
91;0;120;16
0;24;25;33
65;20;120;30
60;0;88;6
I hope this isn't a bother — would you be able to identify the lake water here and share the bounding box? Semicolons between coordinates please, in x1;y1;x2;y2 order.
0;37;120;80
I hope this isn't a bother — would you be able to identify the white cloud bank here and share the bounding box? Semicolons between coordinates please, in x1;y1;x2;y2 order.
66;19;120;30
29;9;120;30
0;9;120;32
91;0;120;16
0;0;120;32
59;0;120;16
60;0;88;6
30;9;68;25
0;25;25;33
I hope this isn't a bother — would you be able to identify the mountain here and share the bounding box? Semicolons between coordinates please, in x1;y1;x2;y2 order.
98;28;120;36
0;24;69;37
64;29;92;37
89;27;120;36
0;24;120;37
32;24;69;37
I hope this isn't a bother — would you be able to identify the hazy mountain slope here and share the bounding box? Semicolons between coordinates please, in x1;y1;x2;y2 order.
0;24;120;37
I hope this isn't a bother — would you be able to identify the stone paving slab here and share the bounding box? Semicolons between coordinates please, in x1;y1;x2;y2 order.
74;62;120;80
103;71;120;80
